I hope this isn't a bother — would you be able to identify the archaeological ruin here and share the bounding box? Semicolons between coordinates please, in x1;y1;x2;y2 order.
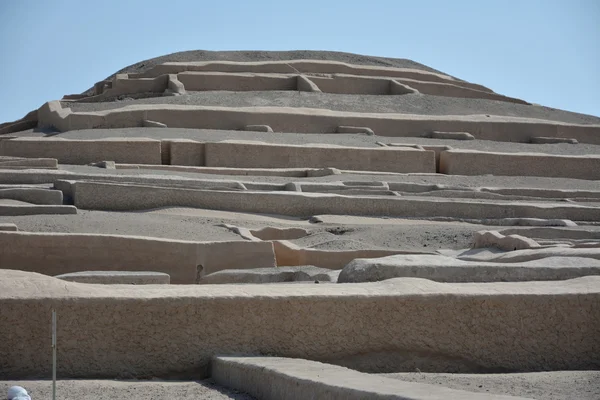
1;50;599;399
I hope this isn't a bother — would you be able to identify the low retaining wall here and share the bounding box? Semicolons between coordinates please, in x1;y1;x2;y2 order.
115;163;323;177
56;271;171;284
0;188;63;205
498;227;600;241
440;149;600;180
37;102;600;144
0;231;275;284
211;357;527;400
0;137;162;165
383;180;600;201
338;254;600;283
0;157;58;169
1;271;597;378
0;223;18;231
72;181;600;222
0;204;76;216
204;141;436;173
0;170;247;192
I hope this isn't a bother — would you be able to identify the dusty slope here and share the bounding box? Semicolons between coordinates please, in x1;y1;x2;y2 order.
0;209;482;250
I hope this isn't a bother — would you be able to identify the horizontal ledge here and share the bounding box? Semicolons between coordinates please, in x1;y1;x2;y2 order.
211;356;529;400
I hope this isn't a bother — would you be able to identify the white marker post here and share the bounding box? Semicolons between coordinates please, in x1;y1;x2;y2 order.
52;309;57;400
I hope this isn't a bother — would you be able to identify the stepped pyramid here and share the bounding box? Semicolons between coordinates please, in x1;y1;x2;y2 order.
1;51;599;399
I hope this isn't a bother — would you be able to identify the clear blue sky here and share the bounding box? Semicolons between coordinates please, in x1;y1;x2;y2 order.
0;0;598;123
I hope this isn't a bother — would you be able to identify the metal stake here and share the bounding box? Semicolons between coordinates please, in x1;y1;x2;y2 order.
52;309;57;400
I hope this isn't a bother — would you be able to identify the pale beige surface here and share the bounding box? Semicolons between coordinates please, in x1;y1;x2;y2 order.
1;270;598;378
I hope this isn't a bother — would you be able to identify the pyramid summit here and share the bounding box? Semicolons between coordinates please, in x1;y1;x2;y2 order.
1;50;599;399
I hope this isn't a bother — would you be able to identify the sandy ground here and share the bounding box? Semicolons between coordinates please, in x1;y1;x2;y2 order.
2;380;254;400
0;207;485;250
63;90;600;125
5;372;599;400
381;371;600;400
